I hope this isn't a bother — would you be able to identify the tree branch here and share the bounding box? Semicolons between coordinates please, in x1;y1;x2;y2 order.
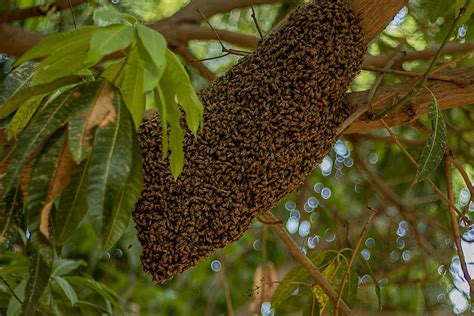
0;0;88;23
343;66;474;134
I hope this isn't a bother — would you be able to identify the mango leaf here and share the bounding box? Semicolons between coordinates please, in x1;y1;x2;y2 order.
101;59;125;85
26;132;76;240
66;275;122;312
311;260;338;315
162;49;204;135
0;62;36;107
68;81;117;163
455;0;474;27
102;129;143;251
93;9;138;26
426;1;455;22
0;187;21;249
153;87;168;158
0;76;79;119
52;258;86;276
6;280;26;316
0;253;29;277
7;94;45;140
0;83;85;199
88;24;135;64
54;156;91;244
52;276;78;305
414;89;447;183
272;251;330;307
33;51;91;85
87;89;133;250
22;236;53;316
302;294;320;316
159;77;184;180
136;24;167;91
119;46;145;128
15;27;97;65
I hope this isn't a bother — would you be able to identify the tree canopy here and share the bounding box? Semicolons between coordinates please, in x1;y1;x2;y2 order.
0;0;473;315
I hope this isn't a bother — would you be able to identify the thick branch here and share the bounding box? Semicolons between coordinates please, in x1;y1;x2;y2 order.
343;66;474;134
0;0;87;23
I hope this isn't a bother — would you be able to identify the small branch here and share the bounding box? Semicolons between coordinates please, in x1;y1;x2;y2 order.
363;66;470;86
262;212;352;316
452;157;474;202
250;4;264;40
443;153;474;302
218;251;235;316
1;276;22;304
0;0;87;23
174;45;216;81
335;207;377;315
67;0;77;29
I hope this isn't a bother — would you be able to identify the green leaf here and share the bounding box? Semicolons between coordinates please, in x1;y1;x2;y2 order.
119;46;145;128
455;0;474;26
302;294;320;316
162;49;204;135
0;187;21;249
88;24;135;64
33;51;91;85
93;9;138;26
67;81;114;164
0;62;36;107
153;87;168;158
22;236;53;316
0;76;79;119
344;266;358;308
1;84;85;199
136;24;167;91
102;127;143;251
101;59;125;85
272;251;330;307
414;88;447;183
87;89;133;250
16;27;97;65
52;258;86;276
52;276;78;305
6;280;26;316
0;253;29;277
54;155;91;244
426;1;455;22
7;94;45;140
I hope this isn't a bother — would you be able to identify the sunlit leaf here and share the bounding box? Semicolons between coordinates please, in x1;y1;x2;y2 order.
15;27;96;65
311;260;338;315
414;89;447;183
87;89;133;250
88;24;135;64
33;51;91;85
153;87;168;158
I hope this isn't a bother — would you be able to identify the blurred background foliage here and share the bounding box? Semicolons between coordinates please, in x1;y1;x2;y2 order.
0;0;473;315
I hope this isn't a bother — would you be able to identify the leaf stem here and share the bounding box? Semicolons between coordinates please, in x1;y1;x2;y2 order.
1;276;23;304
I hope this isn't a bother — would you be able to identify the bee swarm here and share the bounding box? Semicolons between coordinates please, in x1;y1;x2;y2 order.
134;0;366;282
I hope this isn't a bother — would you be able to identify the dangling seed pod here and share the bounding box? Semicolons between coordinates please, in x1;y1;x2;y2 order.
133;0;366;282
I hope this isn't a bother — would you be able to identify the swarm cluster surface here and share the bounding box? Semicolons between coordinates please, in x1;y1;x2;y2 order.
134;0;366;282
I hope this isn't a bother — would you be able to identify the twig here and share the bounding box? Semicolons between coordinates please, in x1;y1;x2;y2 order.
1;276;22;304
443;153;474;302
262;211;352;316
380;119;468;221
218;251;235;316
363;66;470;86
174;45;216;81
250;3;264;40
67;0;77;29
197;9;251;57
452;157;474;201
335;207;378;315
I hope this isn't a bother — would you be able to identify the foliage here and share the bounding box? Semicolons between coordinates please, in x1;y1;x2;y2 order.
0;0;473;315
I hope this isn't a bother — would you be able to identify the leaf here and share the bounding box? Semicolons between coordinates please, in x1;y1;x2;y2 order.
414;89;447;183
359;254;382;310
26;132;76;240
93;9;138;26
52;276;78;305
0;187;21;249
54;155;91;244
0;62;36;107
455;0;474;27
88;24;135;64
87;89;133;250
102;127;143;251
311;260;338;315
33;51;91;85
162;49;204;135
344;266;358;308
15;27;97;65
136;24;167;91
272;251;330;307
22;236;53;316
302;294;320;316
119;46;145;128
0;76;79;119
68;81;117;164
0;83;85;199
7;94;45;140
52;258;86;276
153;87;168;158
6;280;26;316
101;59;125;85
426;1;455;22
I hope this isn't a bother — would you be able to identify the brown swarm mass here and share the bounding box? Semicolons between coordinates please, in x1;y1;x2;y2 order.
133;0;366;282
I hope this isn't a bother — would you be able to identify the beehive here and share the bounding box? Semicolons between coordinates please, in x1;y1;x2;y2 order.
133;0;366;282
